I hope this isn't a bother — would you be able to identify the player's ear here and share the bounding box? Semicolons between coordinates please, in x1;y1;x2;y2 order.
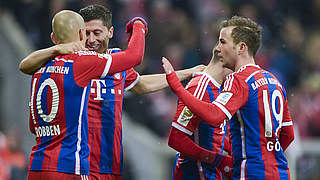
51;33;57;45
79;28;85;42
107;26;114;39
238;42;247;55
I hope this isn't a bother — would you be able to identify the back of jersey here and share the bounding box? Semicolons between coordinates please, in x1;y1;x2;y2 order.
28;55;90;175
228;65;291;179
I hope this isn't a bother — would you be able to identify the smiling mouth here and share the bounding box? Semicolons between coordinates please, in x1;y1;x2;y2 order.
87;46;99;51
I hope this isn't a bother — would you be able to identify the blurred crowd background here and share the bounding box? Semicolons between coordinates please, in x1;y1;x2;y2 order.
0;0;320;179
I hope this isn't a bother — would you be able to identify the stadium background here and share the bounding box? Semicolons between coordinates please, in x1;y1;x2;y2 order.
0;0;320;179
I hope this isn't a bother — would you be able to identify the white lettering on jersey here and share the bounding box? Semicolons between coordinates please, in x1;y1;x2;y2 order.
216;92;233;105
251;77;283;90
78;51;97;56
267;140;281;151
34;67;45;74
35;125;60;137
45;66;69;74
177;106;194;126
90;80;107;100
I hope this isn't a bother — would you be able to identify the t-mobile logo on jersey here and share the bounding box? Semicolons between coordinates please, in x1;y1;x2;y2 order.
90;80;107;100
90;79;122;100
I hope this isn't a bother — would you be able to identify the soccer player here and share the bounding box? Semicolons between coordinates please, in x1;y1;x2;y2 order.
19;4;203;180
25;10;147;180
163;16;294;179
167;49;233;180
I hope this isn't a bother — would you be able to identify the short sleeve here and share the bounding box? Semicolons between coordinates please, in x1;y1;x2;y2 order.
124;68;140;91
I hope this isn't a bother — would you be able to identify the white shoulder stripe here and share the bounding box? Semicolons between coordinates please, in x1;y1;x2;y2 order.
213;101;232;119
55;57;74;63
125;73;140;91
224;74;234;91
101;54;112;78
193;75;206;97
245;70;261;82
282;121;293;126
193;72;221;89
196;77;209;99
172;122;193;135
199;79;210;100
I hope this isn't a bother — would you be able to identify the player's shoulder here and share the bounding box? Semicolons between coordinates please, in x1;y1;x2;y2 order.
54;53;80;63
186;72;221;90
230;64;262;81
185;72;205;89
74;50;112;62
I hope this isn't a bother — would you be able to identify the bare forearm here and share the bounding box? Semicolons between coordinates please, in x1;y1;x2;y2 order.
130;68;196;94
19;46;58;75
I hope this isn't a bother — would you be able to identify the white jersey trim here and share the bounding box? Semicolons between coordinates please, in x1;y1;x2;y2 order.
237;110;247;159
237;64;260;73
224;74;234;91
124;73;140;91
81;175;89;180
240;159;247;180
101;54;112;79
282;121;293;126
54;57;74;63
245;70;262;83
75;87;87;175
193;72;221;89
213;101;232;119
172;122;193;135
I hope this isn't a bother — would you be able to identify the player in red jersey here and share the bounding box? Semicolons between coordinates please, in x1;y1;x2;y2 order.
23;9;147;180
168;49;233;180
19;5;203;180
163;16;294;180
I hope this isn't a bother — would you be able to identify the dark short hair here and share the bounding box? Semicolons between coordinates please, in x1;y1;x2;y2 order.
79;4;112;28
220;16;262;57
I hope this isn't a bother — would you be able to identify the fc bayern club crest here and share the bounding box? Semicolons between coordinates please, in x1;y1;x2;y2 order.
114;73;121;79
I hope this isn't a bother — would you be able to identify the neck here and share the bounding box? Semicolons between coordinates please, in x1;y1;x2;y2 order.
204;61;224;85
234;56;256;72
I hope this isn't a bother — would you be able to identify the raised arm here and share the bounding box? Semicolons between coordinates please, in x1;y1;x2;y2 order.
19;41;87;75
130;64;205;94
162;57;227;127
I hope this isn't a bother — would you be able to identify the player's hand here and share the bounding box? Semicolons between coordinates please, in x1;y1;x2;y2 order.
126;17;148;41
192;64;206;73
55;41;88;55
162;57;175;74
214;154;233;180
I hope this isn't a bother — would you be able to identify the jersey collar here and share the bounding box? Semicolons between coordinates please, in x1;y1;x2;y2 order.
193;72;221;89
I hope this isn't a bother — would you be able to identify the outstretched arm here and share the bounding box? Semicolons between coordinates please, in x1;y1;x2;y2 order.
162;57;227;127
130;64;206;94
19;41;87;75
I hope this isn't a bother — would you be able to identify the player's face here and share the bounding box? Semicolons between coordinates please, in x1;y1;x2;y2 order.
85;19;113;53
215;26;237;71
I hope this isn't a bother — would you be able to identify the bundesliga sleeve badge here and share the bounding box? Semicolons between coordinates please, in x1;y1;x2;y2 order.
216;92;233;105
177;106;194;126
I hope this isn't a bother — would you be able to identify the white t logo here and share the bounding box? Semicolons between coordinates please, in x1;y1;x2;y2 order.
91;80;107;100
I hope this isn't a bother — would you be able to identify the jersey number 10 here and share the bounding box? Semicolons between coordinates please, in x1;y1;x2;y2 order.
30;78;59;123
